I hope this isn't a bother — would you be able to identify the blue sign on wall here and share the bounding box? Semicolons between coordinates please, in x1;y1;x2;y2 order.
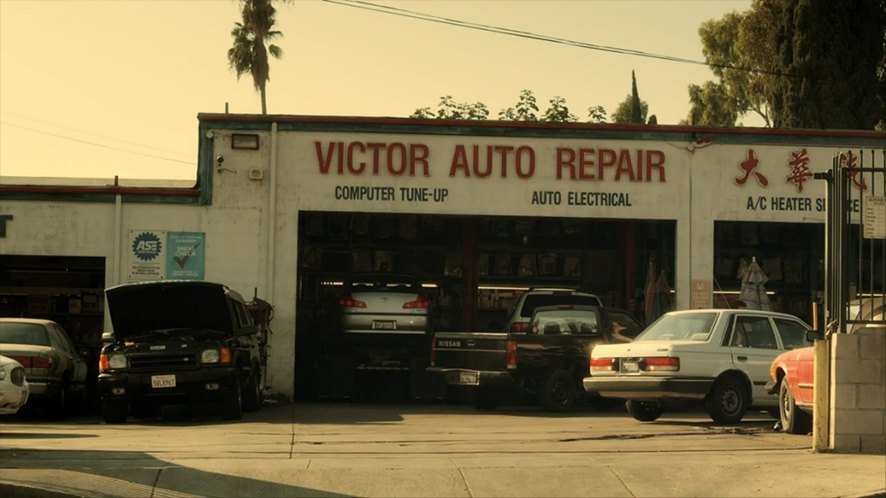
167;232;205;280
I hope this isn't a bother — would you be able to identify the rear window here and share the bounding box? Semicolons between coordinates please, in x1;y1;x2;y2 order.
520;294;602;318
637;312;717;342
0;322;51;346
347;275;421;292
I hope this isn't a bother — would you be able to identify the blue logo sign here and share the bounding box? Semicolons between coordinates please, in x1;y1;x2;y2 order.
132;232;162;261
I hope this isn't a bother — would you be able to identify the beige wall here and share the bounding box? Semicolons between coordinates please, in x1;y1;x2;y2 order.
830;331;886;454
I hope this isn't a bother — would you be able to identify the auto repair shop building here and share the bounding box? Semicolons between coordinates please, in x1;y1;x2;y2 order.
1;115;883;452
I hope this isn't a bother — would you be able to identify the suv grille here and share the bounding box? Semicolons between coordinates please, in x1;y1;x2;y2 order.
129;352;197;370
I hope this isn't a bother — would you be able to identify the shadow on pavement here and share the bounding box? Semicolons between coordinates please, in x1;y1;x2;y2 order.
0;448;348;498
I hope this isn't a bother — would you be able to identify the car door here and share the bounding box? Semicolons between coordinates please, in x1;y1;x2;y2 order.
728;314;781;404
773;317;815;405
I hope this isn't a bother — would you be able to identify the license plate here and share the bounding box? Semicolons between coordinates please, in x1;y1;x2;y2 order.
458;371;479;385
151;374;176;388
621;361;640;373
372;320;396;330
445;370;480;385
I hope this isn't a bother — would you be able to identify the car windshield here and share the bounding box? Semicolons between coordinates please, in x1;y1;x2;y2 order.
635;312;718;342
0;322;51;346
531;310;599;335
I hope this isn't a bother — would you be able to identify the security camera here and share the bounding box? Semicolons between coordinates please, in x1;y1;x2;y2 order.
216;155;224;165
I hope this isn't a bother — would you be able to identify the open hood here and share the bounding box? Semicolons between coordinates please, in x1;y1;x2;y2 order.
106;281;236;341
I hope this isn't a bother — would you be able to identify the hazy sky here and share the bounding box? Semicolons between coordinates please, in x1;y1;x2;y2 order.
0;0;756;181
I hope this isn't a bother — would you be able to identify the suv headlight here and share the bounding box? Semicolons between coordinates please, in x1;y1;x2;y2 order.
100;353;128;372
201;348;221;364
200;347;232;365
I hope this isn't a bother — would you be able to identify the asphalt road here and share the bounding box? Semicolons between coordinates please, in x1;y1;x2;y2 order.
1;401;884;497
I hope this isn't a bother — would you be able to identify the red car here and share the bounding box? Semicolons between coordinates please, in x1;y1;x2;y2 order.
767;297;885;434
767;346;815;434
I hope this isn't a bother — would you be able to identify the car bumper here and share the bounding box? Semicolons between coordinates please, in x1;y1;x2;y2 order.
342;315;428;334
0;384;30;414
21;379;62;398
426;367;514;387
582;376;714;400
98;367;239;405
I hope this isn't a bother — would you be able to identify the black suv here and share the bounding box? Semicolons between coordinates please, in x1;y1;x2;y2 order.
98;281;262;423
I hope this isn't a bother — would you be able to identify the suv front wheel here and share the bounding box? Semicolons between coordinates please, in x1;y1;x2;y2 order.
221;377;243;420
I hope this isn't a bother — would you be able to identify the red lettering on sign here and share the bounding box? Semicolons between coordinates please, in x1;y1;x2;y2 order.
314;141;430;176
449;145;535;178
556;148;665;182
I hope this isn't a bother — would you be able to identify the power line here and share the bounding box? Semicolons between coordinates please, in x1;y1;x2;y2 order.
1;111;192;159
323;0;801;79
1;122;194;165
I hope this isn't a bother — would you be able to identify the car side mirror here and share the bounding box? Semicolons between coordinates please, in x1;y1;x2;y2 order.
101;331;115;344
805;329;823;342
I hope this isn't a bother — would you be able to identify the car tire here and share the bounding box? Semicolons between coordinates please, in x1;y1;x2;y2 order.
471;387;502;411
706;377;748;424
626;400;665;422
538;370;577;412
243;370;262;412
53;385;69;419
221;377;243;420
102;400;127;424
779;378;812;434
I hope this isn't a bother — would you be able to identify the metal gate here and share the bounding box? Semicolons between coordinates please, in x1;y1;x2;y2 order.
818;149;886;334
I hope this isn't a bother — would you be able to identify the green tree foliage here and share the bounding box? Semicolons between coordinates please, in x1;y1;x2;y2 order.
686;81;739;126
769;0;885;129
587;105;608;123
228;0;286;115
543;96;578;123
412;90;594;123
612;96;649;124
410;96;489;120
630;71;643;124
612;71;653;124
499;90;540;121
695;0;885;130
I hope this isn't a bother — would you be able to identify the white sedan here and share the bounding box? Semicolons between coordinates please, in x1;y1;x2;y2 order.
583;309;813;424
0;354;29;415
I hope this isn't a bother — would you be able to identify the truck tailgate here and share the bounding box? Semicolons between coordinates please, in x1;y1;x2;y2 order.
431;332;509;371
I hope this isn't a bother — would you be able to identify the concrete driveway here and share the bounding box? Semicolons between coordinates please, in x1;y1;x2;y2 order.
1;402;884;497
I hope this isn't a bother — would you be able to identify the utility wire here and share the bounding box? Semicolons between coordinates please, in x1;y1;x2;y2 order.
1;122;194;165
1;111;192;159
323;0;802;79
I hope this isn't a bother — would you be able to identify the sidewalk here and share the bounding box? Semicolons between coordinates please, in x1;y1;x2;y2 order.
1;402;884;497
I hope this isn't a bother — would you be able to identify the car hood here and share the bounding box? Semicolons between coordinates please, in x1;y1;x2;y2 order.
106;281;234;341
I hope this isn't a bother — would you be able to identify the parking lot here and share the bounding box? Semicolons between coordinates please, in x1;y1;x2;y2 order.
1;401;884;497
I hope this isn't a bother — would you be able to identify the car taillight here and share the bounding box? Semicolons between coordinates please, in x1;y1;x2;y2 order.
338;295;366;308
509;322;529;333
10;356;51;369
506;340;517;369
590;358;616;372
643;357;680;371
403;296;429;309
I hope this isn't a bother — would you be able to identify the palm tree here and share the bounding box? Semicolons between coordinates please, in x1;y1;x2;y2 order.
227;0;284;114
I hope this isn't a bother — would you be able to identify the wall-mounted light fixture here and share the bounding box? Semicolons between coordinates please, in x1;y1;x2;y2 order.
231;133;259;150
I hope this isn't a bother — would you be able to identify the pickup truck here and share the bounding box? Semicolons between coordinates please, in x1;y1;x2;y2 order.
427;305;642;411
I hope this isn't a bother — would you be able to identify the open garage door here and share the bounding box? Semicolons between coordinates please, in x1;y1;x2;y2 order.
293;212;675;402
0;255;106;412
